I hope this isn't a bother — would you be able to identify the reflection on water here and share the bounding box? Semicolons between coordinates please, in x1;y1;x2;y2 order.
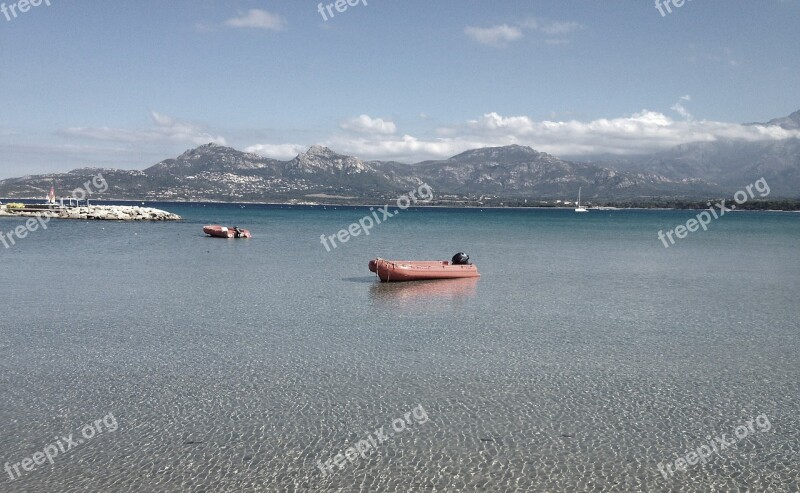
368;278;479;304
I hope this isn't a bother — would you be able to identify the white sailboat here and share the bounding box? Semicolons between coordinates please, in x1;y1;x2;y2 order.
574;187;588;212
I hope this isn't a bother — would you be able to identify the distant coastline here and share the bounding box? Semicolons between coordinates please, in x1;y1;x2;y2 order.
3;197;798;212
3;140;800;211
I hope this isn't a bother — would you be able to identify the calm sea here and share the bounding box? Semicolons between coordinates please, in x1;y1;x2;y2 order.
1;204;798;492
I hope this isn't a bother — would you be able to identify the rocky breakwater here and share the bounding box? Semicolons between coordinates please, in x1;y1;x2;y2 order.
0;205;182;221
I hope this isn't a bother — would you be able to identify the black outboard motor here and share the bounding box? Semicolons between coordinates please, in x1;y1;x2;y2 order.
452;252;470;265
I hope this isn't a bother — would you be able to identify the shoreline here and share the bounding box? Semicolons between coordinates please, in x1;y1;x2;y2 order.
2;197;799;212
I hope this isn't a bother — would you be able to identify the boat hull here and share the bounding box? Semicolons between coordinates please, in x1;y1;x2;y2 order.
368;258;480;282
203;225;252;238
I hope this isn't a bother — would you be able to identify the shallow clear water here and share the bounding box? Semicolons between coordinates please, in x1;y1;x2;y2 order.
1;205;798;492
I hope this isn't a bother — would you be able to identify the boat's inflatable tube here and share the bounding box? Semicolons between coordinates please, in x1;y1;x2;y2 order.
368;257;480;282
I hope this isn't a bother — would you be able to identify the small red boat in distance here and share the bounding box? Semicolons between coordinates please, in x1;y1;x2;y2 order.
203;225;252;238
368;253;480;282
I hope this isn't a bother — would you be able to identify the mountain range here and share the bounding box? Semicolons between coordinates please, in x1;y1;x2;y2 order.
1;110;798;204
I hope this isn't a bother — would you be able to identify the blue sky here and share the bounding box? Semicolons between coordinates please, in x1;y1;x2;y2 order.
0;0;799;177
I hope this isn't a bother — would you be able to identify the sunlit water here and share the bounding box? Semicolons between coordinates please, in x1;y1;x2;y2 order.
1;205;798;492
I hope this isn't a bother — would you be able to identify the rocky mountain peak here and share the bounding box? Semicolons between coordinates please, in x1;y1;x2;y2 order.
772;109;800;129
149;143;267;174
449;144;546;164
749;109;800;130
289;145;368;174
179;142;234;158
305;145;335;157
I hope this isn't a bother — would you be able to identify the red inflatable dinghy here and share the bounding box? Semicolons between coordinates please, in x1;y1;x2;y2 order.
203;225;252;238
368;254;480;282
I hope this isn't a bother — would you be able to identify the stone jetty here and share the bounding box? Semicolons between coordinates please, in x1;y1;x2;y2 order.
0;204;182;221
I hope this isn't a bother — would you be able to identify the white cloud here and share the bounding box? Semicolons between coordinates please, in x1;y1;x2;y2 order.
464;24;523;47
224;9;286;31
467;112;537;133
247;111;800;163
538;21;584;35
324;135;475;163
671;95;693;120
57;110;800;168
437;110;800;157
63;111;227;146
340;115;397;135
193;22;214;33
464;17;584;47
244;143;307;160
519;17;585;44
